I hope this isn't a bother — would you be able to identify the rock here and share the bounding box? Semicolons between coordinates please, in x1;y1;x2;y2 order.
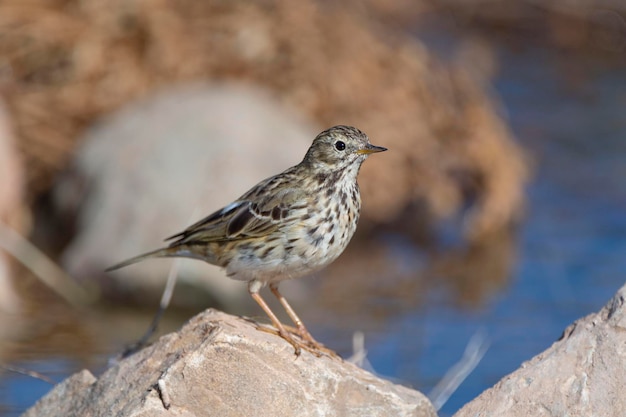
22;309;437;417
53;83;317;307
454;284;626;417
21;370;97;417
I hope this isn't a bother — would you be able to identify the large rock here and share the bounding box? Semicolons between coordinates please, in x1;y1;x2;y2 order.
54;83;317;307
454;283;626;417
22;309;437;417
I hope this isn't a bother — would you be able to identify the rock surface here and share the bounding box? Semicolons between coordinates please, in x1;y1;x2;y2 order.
454;283;626;417
23;309;437;417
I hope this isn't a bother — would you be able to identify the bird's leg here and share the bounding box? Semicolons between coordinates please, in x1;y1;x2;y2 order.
269;284;338;358
248;280;309;356
269;283;317;344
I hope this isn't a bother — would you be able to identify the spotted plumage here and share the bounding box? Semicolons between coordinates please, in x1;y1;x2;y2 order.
107;125;386;356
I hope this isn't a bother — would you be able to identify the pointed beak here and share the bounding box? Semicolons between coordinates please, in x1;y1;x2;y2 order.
357;144;387;155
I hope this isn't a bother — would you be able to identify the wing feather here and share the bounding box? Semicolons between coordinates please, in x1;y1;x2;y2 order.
168;185;308;246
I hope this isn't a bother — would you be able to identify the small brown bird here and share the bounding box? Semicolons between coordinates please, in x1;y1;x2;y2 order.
107;125;386;355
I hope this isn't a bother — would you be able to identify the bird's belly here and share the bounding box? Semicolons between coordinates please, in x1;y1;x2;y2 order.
223;215;357;284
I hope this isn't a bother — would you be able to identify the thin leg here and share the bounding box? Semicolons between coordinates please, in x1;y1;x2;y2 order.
269;284;338;358
248;282;302;356
269;283;316;344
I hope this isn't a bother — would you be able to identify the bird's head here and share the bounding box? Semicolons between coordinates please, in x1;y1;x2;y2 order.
302;125;386;173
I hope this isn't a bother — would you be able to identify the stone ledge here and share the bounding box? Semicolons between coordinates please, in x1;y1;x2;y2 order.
23;309;437;417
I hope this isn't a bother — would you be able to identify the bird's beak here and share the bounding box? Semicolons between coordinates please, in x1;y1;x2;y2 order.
357;144;387;155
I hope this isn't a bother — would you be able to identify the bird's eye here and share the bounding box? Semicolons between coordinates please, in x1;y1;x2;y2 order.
335;141;346;151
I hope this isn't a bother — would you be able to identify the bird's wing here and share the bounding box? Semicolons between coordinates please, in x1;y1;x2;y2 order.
166;187;308;245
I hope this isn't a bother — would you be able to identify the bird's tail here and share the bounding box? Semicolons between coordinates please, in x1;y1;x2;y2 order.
105;247;179;272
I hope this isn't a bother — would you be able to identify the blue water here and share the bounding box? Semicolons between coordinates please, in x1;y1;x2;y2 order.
2;40;626;417
1;359;77;416
367;47;626;415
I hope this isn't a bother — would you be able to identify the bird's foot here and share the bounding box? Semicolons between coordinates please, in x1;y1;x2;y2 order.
256;324;339;358
281;323;340;358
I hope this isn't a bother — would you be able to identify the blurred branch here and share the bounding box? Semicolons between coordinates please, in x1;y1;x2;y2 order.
115;258;181;361
347;331;369;367
428;328;489;411
113;208;198;362
0;221;97;306
0;364;55;384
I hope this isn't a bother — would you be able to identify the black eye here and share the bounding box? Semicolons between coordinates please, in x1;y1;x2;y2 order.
335;141;346;151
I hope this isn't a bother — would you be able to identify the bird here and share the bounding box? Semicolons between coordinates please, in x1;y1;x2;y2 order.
106;125;386;356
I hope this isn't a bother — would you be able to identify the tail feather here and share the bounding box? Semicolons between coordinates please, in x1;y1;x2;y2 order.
105;247;178;272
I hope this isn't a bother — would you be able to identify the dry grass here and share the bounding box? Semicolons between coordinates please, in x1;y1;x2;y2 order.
0;0;528;239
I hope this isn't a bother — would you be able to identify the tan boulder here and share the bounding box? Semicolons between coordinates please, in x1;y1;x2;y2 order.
23;309;437;417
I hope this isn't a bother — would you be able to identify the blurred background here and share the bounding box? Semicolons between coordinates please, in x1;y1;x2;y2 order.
0;1;625;416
